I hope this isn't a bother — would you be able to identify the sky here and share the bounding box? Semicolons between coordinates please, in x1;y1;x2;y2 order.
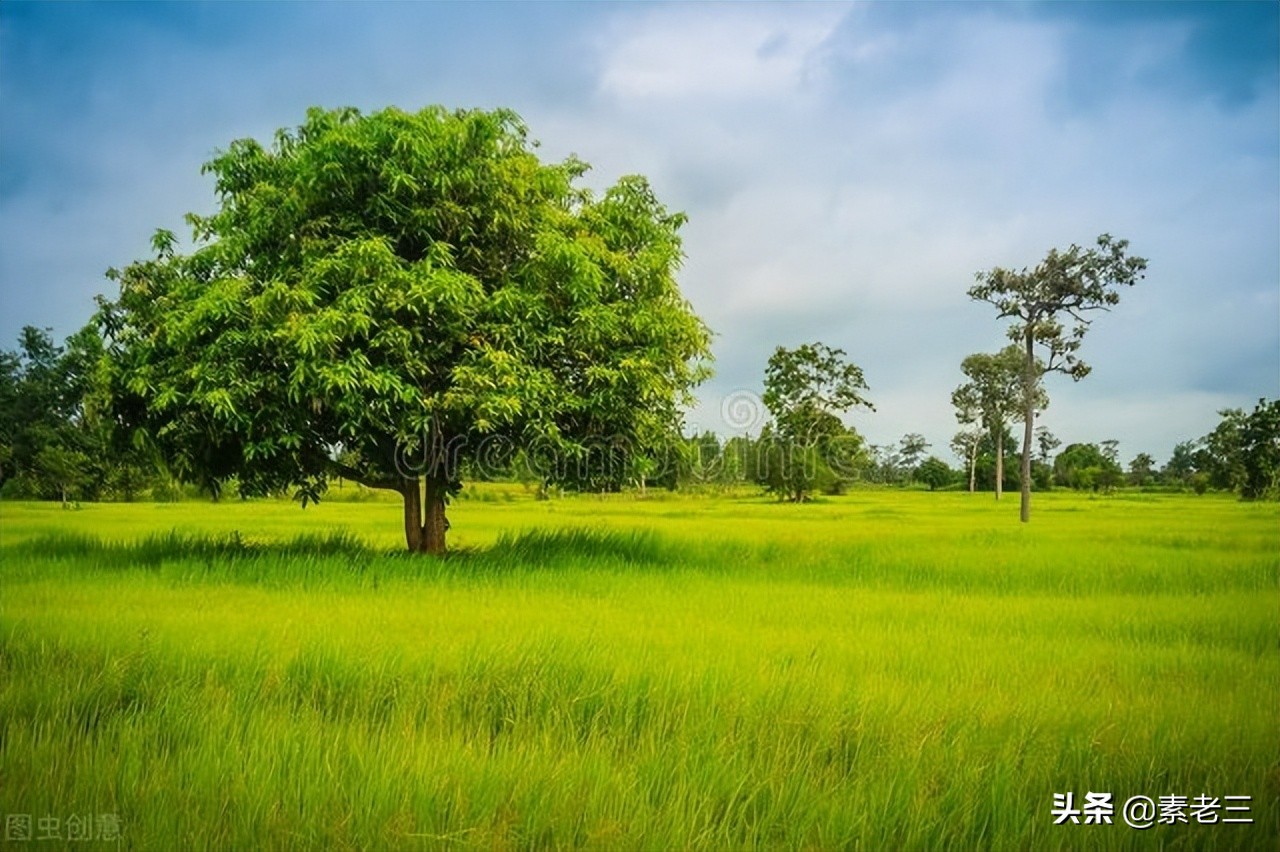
1;1;1277;466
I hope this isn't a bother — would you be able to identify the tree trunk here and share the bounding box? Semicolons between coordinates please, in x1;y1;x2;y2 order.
967;439;977;492
402;478;423;552
995;428;1004;501
1020;331;1035;523
423;476;448;556
400;476;449;555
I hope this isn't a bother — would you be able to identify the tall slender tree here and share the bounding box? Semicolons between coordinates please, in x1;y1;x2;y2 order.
950;427;983;493
968;235;1146;521
1034;426;1060;466
951;345;1044;501
898;433;930;478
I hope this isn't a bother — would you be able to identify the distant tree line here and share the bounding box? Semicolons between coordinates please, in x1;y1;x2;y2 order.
2;324;1276;504
0;324;177;505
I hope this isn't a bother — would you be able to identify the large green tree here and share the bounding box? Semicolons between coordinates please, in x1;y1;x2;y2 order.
968;235;1146;521
1203;399;1280;500
98;106;712;553
1053;443;1123;492
759;342;872;501
951;345;1045;501
1161;439;1203;486
1127;452;1156;487
915;456;953;492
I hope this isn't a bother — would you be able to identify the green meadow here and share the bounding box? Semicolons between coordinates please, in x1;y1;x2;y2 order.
1;488;1277;849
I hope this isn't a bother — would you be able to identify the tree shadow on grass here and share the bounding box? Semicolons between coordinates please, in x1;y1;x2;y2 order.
5;527;688;583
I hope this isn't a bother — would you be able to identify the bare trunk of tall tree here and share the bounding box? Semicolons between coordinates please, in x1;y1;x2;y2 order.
968;439;977;493
1020;331;1035;523
995;429;1004;501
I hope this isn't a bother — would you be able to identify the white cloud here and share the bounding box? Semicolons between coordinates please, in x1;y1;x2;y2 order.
597;4;847;101
586;5;1277;455
1;2;1274;461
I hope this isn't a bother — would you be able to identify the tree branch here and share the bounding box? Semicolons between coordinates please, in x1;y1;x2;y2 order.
1063;305;1096;326
325;458;405;492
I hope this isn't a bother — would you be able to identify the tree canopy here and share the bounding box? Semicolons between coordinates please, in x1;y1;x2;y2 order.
951;345;1046;501
915;456;953;491
1053;443;1124;492
762;343;872;438
1202;399;1280;500
758;342;872;501
98;106;712;553
0;325;133;504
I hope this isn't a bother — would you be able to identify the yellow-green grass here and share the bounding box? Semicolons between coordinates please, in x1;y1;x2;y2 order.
1;490;1277;849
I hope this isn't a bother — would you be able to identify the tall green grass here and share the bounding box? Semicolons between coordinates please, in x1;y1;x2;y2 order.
1;491;1277;848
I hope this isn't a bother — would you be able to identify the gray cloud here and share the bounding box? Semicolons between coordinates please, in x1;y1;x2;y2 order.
1;1;1275;467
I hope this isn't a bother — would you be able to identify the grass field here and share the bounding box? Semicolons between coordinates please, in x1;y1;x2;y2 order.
1;488;1277;849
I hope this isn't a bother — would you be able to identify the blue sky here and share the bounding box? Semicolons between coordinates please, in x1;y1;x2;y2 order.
2;1;1276;464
